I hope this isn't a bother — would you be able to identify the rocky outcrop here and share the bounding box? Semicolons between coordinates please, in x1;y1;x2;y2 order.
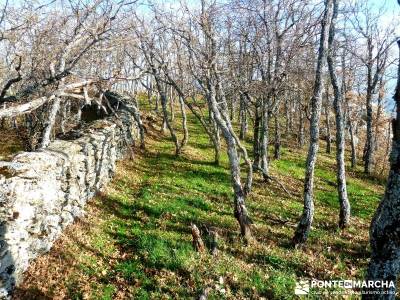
0;107;137;298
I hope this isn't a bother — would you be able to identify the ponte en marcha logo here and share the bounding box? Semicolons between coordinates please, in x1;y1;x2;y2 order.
295;279;396;295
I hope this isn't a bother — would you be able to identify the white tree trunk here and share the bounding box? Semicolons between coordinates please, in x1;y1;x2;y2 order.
327;0;351;229
293;0;333;246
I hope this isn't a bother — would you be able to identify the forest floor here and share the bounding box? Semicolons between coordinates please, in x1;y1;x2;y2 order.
12;108;385;299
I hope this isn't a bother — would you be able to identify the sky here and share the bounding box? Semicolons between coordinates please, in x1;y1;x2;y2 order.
0;0;398;110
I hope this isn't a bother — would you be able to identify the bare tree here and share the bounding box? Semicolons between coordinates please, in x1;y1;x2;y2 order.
327;0;350;229
348;2;395;175
292;0;333;246
364;39;400;300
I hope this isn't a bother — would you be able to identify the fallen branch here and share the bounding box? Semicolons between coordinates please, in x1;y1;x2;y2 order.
0;80;95;119
268;215;297;228
253;165;292;197
266;174;293;197
0;95;55;119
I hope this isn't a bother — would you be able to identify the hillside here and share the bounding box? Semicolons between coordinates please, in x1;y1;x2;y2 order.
12;110;385;300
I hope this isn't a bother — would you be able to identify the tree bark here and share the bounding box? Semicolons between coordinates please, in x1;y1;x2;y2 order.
191;224;205;252
298;105;305;148
292;0;333;246
239;94;248;140
180;95;220;165
208;81;252;241
324;91;332;154
210;110;221;164
374;77;384;151
178;95;189;150
327;0;350;229
40;97;61;149
253;105;261;169
364;38;374;175
169;86;175;122
153;73;181;155
363;40;400;300
274;113;281;160
349;120;357;168
285;97;290;138
260;97;270;177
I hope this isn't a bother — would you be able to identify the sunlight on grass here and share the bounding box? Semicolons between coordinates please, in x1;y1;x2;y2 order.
16;104;386;299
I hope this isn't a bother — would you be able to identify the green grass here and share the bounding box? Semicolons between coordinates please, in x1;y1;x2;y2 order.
15;105;386;299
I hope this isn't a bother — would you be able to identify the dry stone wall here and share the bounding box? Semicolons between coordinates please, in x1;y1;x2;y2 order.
0;108;136;298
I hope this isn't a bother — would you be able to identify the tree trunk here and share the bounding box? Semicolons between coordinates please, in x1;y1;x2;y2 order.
178;95;189;150
154;75;181;155
364;40;400;300
274;113;281;160
230;96;235;121
289;97;294;133
364;39;374;175
285;98;290;138
40;97;61;149
155;91;159;112
183;99;220;165
260;97;270;178
208;81;252;242
253;105;261;169
298;102;305;148
374;77;384;151
191;224;205;252
210;110;221;164
324;96;332;154
169;86;175;122
292;0;333;246
239;94;247;140
147;77;153;108
327;0;350;229
349;120;357;168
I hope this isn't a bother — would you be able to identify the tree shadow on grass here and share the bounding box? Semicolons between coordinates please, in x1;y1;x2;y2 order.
12;287;53;300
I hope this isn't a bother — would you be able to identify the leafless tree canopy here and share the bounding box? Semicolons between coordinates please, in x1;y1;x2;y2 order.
0;0;400;297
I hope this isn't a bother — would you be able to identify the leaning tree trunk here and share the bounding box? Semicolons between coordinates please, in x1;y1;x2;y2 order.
292;0;333;246
169;86;175;122
153;74;181;155
363;40;400;300
40;97;61;149
327;0;350;229
186;101;220;164
178;95;189;149
208;81;252;242
210;110;221;164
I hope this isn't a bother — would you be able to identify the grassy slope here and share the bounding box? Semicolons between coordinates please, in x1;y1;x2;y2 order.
14;110;385;300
